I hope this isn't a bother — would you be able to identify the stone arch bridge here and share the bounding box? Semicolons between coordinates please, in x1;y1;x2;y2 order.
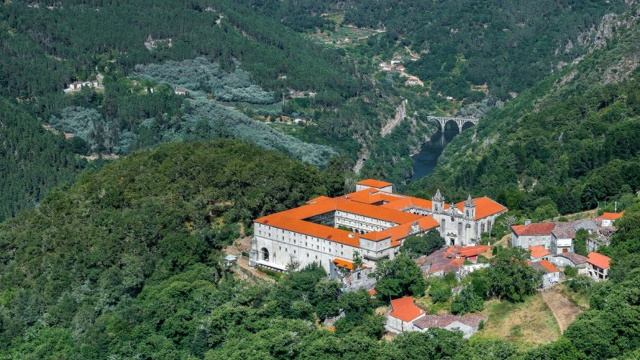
427;116;478;133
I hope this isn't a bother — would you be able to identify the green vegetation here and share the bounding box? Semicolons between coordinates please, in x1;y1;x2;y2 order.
400;229;445;258
370;254;427;301
408;16;640;220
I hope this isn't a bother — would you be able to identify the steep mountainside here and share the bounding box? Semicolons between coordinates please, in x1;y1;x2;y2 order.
407;10;640;220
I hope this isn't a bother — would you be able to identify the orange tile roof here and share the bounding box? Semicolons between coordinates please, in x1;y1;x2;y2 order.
334;198;422;224
344;188;402;204
306;196;331;204
539;260;559;273
602;211;625;221
255;216;361;247
362;216;440;244
457;245;490;258
455;197;507;220
511;222;556;236
529;245;550;259
333;258;355;270
587;252;611;269
389;297;425;322
357;179;393;188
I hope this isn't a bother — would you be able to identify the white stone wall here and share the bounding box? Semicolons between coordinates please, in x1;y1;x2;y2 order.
511;232;552;249
253;222;360;273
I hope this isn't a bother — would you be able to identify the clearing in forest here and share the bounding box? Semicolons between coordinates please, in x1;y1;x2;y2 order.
474;294;561;349
541;286;583;333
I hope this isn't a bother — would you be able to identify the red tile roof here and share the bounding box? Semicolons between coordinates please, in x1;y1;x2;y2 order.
511;222;556;236
602;211;625;221
356;179;393;188
333;258;355;270
539;260;559;273
362;216;439;244
529;245;550;259
457;245;490;258
389;297;425;322
587;252;611;269
455;197;507;220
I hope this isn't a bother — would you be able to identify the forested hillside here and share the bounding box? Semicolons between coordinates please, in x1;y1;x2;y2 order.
0;139;638;359
1;0;632;220
407;13;640;221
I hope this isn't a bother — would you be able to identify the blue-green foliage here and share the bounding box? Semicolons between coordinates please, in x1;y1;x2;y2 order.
134;57;275;104
181;97;336;166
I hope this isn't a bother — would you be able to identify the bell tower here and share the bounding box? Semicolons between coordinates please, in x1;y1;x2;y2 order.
432;189;444;214
463;194;476;220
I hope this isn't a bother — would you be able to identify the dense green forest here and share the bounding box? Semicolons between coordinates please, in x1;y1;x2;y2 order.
407;17;640;221
1;0;630;220
246;0;626;99
0;139;638;359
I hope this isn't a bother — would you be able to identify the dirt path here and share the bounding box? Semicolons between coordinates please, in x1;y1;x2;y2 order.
380;99;407;137
224;237;275;283
541;286;583;333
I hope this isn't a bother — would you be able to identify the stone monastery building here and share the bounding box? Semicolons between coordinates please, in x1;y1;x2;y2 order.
250;179;507;273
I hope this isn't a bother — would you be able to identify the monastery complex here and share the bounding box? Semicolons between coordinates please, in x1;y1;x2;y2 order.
250;179;507;274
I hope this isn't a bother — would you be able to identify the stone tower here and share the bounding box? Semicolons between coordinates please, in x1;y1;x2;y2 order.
432;189;444;214
463;194;476;220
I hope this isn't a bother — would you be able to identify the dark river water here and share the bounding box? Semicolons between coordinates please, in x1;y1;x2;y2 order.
411;124;460;180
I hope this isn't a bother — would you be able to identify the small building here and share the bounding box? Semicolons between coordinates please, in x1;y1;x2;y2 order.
405;76;422;86
386;297;425;334
599;211;625;227
586;252;611;281
529;245;550;262
416;245;489;278
355;179;393;193
551;252;588;269
551;224;575;255
174;87;189;96
412;313;487;338
511;221;555;249
529;260;560;288
396;65;405;71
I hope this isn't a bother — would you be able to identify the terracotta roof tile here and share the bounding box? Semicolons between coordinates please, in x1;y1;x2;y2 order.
455;197;507;220
389;297;424;322
587;252;611;269
530;260;559;273
356;179;393;188
529;245;550;259
333;258;355;270
511;222;556;236
554;252;587;265
602;211;625;221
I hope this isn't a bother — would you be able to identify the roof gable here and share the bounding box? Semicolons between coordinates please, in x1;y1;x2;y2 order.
389;297;424;322
587;252;611;269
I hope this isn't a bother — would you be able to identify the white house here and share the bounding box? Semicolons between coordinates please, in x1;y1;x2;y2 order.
586;252;611;281
511;221;555;249
386;297;425;333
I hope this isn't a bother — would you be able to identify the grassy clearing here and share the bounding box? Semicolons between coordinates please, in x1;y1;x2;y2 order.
473;293;561;350
558;283;591;310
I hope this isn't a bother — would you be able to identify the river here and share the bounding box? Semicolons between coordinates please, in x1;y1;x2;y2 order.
411;124;460;180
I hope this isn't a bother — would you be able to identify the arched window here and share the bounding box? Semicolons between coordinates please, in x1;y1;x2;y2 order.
261;248;269;262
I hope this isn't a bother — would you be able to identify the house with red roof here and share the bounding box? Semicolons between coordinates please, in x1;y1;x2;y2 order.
529;260;560;288
511;220;555;250
529;245;550;262
355;179;393;193
416;245;490;278
386;297;425;333
599;211;625;227
586;252;611;281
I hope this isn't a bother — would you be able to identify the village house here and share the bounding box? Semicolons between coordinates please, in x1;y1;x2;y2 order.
529;260;560;288
529;245;550;262
405;76;423;86
511;221;555;249
174;88;189;96
550;223;575;255
551;252;588;270
251;179;506;275
412;314;487;339
386;297;425;333
598;211;625;227
415;245;490;278
385;296;487;337
586;252;611;281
